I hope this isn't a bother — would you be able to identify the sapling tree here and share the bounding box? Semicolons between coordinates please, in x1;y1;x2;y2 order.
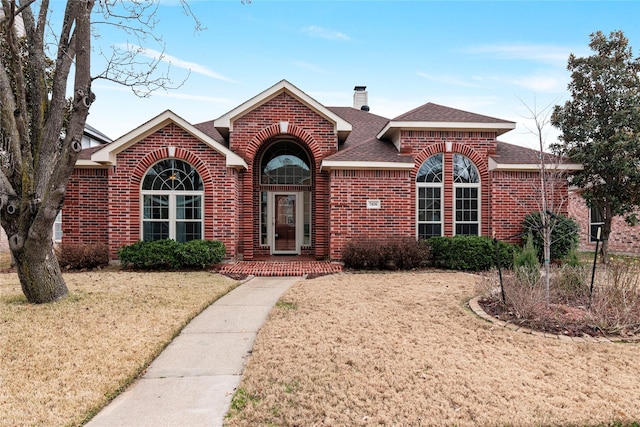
516;99;577;305
0;0;200;303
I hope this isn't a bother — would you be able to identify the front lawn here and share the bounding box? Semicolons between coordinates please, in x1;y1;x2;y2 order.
0;268;237;426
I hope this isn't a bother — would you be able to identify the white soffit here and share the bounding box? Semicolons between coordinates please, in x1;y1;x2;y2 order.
320;160;415;171
89;110;248;169
488;157;583;171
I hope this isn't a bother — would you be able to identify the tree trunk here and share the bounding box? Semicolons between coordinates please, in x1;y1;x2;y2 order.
11;238;67;304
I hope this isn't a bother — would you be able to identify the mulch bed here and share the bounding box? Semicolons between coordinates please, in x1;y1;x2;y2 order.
478;296;605;338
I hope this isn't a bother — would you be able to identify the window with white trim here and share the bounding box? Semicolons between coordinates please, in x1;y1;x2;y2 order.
141;159;203;242
416;154;443;239
453;154;480;236
590;206;604;242
53;211;62;242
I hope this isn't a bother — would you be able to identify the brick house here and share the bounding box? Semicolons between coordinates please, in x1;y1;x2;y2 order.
59;80;584;261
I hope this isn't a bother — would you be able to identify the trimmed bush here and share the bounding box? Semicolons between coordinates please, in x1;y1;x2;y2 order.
177;239;226;269
341;237;429;270
55;242;110;270
118;239;226;270
521;211;579;262
427;235;518;272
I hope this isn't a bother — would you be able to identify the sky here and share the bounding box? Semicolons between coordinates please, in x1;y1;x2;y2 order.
74;0;640;150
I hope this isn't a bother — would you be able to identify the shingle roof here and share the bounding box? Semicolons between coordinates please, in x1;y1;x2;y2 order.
194;120;228;147
393;102;515;125
325;107;413;163
493;141;561;165
77;145;104;161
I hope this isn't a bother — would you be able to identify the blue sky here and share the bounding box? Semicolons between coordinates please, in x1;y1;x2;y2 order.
82;1;640;149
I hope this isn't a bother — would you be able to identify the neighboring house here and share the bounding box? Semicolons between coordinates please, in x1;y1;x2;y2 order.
0;125;112;252
61;80;585;261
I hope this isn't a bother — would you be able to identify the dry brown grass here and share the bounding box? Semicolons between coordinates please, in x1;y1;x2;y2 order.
0;268;238;427
226;271;640;426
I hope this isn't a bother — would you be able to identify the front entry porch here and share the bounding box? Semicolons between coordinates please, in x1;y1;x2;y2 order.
218;258;342;277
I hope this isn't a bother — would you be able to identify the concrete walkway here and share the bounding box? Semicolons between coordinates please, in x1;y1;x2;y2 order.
87;276;301;427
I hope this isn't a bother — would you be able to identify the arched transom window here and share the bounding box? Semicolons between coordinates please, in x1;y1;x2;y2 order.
261;141;311;185
416;153;481;239
141;159;204;242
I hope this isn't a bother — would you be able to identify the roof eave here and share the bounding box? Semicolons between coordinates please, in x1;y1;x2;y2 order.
90;110;248;169
320;160;415;171
488;158;583;171
74;160;110;168
377;121;516;140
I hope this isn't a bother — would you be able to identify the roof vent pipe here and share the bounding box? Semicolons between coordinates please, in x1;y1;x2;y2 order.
361;105;370;111
353;86;368;110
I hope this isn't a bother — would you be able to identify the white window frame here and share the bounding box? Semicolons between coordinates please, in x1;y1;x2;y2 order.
141;191;204;242
589;206;604;242
416;154;444;239
453;154;481;236
140;159;204;242
53;210;62;243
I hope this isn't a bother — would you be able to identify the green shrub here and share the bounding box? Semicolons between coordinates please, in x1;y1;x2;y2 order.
521;211;579;262
427;235;518;272
118;239;226;270
513;233;540;286
341;237;429;270
55;242;110;270
177;239;226;268
118;239;182;270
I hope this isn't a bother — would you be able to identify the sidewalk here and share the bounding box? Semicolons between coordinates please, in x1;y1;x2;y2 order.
86;276;301;427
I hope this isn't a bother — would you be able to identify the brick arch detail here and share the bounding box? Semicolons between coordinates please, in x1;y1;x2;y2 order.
130;147;214;187
412;143;488;183
244;123;322;163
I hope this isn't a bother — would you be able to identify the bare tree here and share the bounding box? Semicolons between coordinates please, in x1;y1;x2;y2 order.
517;99;577;305
0;0;200;303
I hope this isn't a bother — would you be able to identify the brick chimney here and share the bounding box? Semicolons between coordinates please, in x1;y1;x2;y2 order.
353;86;369;111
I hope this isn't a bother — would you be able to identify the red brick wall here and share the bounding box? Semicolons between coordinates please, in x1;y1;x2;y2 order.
490;170;569;244
568;191;640;255
228;92;338;260
103;123;239;260
63;168;109;245
329;169;413;259
402;130;498;158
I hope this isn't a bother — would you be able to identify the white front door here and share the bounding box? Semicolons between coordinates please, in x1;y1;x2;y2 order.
270;192;301;255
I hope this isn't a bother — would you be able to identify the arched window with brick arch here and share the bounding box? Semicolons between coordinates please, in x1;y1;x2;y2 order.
416;153;443;239
453;154;480;235
141;159;204;242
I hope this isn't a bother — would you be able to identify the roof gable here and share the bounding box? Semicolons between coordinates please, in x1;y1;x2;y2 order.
213;80;352;141
377;102;516;151
393;102;511;124
89;110;247;169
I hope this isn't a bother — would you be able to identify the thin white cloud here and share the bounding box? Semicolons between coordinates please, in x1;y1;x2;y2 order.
512;73;565;93
417;72;483;88
466;43;577;65
124;44;237;82
292;60;327;74
302;26;350;41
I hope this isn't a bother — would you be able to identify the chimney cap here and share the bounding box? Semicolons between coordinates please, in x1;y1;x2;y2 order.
354;86;367;91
